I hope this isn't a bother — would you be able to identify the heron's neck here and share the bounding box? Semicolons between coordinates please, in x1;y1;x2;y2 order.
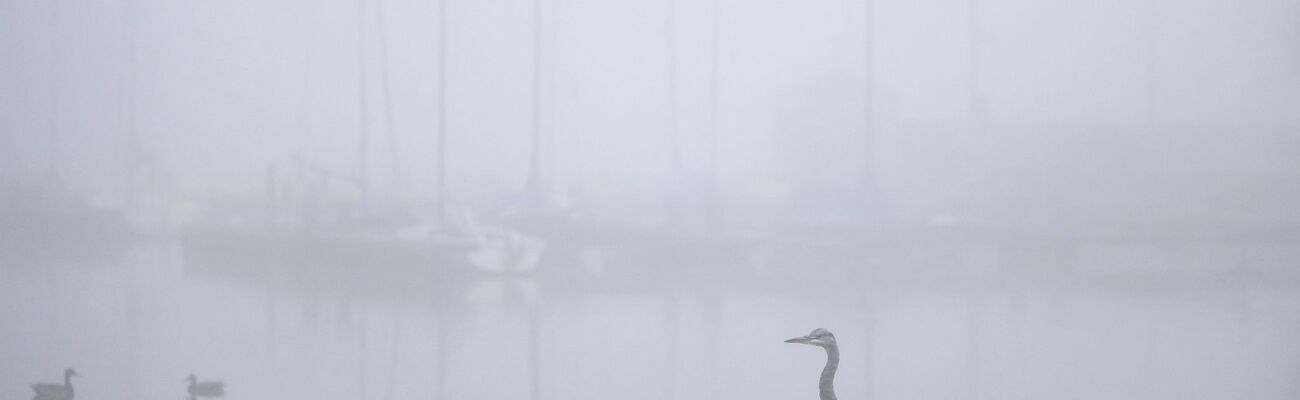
63;374;72;387
820;344;839;400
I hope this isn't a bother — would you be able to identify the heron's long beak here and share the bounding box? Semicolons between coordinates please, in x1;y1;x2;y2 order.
785;335;813;344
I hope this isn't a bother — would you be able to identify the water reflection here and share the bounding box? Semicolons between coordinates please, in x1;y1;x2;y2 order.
2;237;1298;400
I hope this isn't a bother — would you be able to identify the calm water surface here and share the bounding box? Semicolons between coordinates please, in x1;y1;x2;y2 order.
2;240;1298;400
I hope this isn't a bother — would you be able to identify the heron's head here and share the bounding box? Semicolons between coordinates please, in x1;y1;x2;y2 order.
784;328;836;348
64;368;78;378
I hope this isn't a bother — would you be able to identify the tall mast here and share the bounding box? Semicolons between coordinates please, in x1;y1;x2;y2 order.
666;0;680;173
376;0;402;196
863;0;875;186
706;0;720;225
664;0;681;226
526;0;544;209
49;0;60;173
122;0;143;208
967;0;984;130
357;0;370;209
436;0;448;225
1142;0;1157;124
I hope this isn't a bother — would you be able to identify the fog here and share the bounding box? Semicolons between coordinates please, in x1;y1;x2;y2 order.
3;0;1300;399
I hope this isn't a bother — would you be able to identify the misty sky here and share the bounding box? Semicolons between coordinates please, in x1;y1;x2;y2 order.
2;0;1298;219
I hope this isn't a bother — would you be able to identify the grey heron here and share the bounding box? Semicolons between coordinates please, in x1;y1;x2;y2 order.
31;368;76;400
786;328;839;400
185;374;225;400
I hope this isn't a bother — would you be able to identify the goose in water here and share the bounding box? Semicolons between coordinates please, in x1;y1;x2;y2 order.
786;328;839;400
186;374;225;400
32;368;77;400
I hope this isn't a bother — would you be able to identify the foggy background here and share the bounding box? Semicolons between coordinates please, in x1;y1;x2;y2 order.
3;0;1300;399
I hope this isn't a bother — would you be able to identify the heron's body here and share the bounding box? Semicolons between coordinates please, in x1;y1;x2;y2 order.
186;374;225;399
786;328;839;400
31;369;76;400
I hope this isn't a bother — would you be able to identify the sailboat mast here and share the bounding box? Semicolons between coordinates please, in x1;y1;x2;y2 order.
436;0;448;224
526;0;543;209
357;0;370;209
